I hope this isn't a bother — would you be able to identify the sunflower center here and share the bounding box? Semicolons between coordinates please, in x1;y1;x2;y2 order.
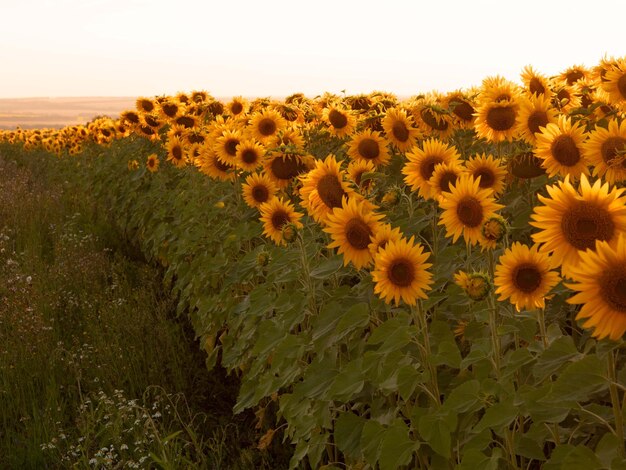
251;185;269;203
139;100;154;112
162;103;178;117
513;263;543;293
392;121;410;142
510;152;545;179
557;89;571;104
145;115;159;127
225;139;239;156
420;109;449;131
214;158;232;172
618;74;626;100
566;70;584;85
450;100;474;122
419;156;444;181
271;210;290;230
601;137;626;167
474;168;495;188
561;201;615;251
317;174;345;209
172;145;183;160
231;102;243;115
438;171;458;193
241;149;258;164
527;111;549;135
345;218;372;250
600;265;626;312
328;109;348;129
388;258;415;287
188;133;205;144
456;196;483;228
139;126;155;136
124;112;140;124
258;118;277;136
551;135;581;166
529;78;545;95
358;138;380;160
486;106;516;131
270;155;306;180
209;102;224;115
176;116;195;128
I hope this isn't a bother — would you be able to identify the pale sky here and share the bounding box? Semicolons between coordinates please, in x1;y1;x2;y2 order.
1;0;624;99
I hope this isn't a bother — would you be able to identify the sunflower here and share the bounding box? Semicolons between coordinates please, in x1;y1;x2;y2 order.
136;97;155;114
371;236;433;306
429;162;464;202
480;75;523;103
241;172;277;209
271;127;305;150
520;65;552;98
347;130;391;167
410;95;454;139
443;91;476;129
259;197;303;246
324;197;383;269
403;138;461;200
226;96;248;117
550;80;582;113
146;153;160;173
438;174;504;246
454;270;491;301
566;236;626;340
214;129;242;165
299;155;354;224
601;59;626;110
174;114;198;129
322;104;357;138
263;152;313;189
533;115;589;179
382;108;419;151
248;109;287;143
474;98;520;142
494;242;560;311
507;151;546;180
583;119;626;184
530;174;626;277
235;139;265;172
142;113;162;130
166;135;187;168
368;223;403;257
464;153;507;196
120;110;141;126
347;159;376;195
158;98;182;120
196;147;236;181
559;64;588;86
515;94;558;145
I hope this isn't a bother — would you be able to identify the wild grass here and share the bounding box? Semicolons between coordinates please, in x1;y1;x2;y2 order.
0;157;286;469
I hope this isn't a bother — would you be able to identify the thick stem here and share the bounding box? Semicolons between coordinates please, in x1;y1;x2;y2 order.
608;350;625;458
413;301;441;406
538;308;548;349
487;249;501;377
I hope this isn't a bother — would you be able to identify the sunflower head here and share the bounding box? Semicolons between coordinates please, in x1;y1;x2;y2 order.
455;271;491;301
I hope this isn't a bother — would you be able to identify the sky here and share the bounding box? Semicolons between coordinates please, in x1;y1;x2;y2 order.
1;0;624;99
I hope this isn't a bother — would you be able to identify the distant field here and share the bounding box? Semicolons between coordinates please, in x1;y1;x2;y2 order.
0;97;136;129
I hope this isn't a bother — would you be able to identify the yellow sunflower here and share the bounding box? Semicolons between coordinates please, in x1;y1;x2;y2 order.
410;95;454;139
347;159;376;195
583;119;626;184
166;135;187;168
322;104;357;138
235;139;265;172
382;107;419;151
259;197;304;246
534;115;589;179
158;98;182;120
474;98;520;143
480;75;523;103
299;154;354;224
515;94;558;145
507;151;546;181
429;162;464;202
442;90;476;128
347;130;391;167
271;127;305;150
454;270;491;301
464;153;507;196
566;235;626;340
173;114;198;129
559;64;588;86
241;172;277;209
248;109;287;143
550;80;582;113
494;242;560;311
368;223;403;257
214;129;242;165
136;97;156;114
601;59;626;110
263;152;313;189
324;197;384;269
196;147;236;181
227;96;249;117
520;65;552;99
371;236;433;306
438;174;504;246
530;174;626;278
403;138;461;200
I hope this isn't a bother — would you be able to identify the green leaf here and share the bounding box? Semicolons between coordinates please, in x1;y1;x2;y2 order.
533;336;580;380
560;445;604;470
328;359;365;401
309;255;343;279
418;411;455;458
397;364;423;401
458;449;501;470
334;412;366;460
473;398;518;436
595;432;625;468
441;379;481;414
544;355;608;402
367;315;412;354
333;302;371;343
379;419;417;470
361;420;385;466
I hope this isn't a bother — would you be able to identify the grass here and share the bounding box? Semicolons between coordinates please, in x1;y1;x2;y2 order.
0;156;289;469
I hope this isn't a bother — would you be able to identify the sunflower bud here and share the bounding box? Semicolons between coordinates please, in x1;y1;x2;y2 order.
256;250;270;267
214;201;225;209
454;270;491;301
281;223;299;243
127;159;139;171
482;215;508;245
381;187;401;207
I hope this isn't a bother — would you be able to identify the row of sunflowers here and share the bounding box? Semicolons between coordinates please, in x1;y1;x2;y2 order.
2;56;626;469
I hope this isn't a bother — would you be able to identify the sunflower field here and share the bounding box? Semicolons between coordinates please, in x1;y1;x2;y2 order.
2;58;626;469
